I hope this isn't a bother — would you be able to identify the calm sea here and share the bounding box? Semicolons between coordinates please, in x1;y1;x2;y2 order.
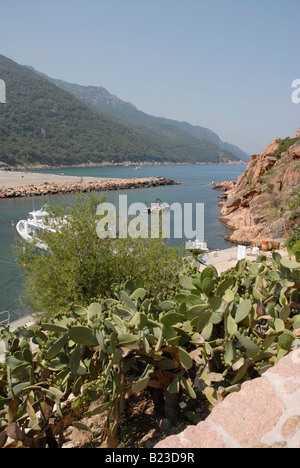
0;164;245;320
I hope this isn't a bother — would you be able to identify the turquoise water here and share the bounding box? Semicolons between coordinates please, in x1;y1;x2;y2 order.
0;164;245;319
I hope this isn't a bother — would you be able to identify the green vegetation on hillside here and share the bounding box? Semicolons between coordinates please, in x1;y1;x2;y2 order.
275;137;300;158
0;54;239;167
285;187;300;251
0;56;159;166
43;73;249;162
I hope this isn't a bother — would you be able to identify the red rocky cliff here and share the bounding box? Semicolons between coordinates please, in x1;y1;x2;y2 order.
216;128;300;244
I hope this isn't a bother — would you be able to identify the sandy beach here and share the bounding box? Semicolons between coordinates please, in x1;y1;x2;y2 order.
0;170;109;189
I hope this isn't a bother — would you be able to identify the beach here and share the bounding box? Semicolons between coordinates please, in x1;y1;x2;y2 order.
0;170;109;189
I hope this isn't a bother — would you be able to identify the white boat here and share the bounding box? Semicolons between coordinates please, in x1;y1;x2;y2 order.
186;239;209;252
144;198;171;214
16;206;62;251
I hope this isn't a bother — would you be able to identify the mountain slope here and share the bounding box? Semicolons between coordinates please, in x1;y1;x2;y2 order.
0;55;167;167
0;54;240;167
37;72;249;162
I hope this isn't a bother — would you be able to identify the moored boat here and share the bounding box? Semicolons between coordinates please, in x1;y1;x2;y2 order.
15;205;63;251
144;198;171;214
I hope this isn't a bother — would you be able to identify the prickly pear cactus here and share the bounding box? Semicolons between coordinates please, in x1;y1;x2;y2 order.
0;251;299;447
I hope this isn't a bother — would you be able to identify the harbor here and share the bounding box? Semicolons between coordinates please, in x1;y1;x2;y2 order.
0;164;246;317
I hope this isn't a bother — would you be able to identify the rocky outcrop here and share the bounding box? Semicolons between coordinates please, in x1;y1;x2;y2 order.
216;128;300;244
289;140;300;160
212;181;236;191
0;176;179;198
293;128;300;139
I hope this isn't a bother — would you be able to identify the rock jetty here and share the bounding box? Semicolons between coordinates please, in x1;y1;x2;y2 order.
0;176;179;199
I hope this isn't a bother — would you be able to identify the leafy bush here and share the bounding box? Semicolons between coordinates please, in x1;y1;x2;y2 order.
1;251;299;448
292;240;300;255
14;194;183;314
275;137;299;158
285;187;300;250
275;137;300;158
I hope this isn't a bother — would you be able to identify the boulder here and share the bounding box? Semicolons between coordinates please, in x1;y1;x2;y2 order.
260;138;280;158
289;141;300;160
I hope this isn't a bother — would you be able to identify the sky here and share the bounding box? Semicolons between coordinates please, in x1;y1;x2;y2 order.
0;0;299;154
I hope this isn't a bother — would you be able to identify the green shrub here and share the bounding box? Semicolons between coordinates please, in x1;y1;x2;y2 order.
14;194;183;314
285;188;300;250
292;240;300;254
275;137;300;158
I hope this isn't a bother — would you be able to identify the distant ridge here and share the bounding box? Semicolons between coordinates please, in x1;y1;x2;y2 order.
33;69;249;163
0;53;243;167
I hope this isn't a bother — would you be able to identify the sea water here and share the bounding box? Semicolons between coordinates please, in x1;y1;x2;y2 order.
0;164;245;319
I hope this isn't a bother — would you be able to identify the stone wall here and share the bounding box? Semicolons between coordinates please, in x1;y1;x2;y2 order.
156;349;300;448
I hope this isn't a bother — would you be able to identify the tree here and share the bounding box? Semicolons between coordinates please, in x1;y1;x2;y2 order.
14;193;183;315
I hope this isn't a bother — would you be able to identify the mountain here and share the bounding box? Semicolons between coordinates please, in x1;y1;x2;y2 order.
165;121;250;163
0;53;241;167
31;69;249;163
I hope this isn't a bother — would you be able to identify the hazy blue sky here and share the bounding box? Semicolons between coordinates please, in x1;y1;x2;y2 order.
0;0;299;154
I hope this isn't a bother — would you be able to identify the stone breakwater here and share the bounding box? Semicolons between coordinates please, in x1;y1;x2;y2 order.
0;176;179;199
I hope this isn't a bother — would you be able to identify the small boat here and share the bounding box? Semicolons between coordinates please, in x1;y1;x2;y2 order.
144;198;171;214
16;205;63;251
135;166;142;170
186;239;209;252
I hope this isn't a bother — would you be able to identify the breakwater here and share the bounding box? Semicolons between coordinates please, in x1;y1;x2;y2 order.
0;176;179;198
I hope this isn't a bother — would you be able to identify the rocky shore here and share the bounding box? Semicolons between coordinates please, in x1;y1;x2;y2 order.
213;127;300;245
0;175;179;199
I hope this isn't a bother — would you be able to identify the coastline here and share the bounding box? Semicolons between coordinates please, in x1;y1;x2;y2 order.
1;160;247;172
0;170;179;198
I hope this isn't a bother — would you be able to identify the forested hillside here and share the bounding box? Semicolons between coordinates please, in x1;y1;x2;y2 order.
39;72;249;162
0;54;240;167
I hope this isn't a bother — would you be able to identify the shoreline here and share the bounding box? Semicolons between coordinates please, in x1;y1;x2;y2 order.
1;160;247;172
0;170;113;189
0;170;179;198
